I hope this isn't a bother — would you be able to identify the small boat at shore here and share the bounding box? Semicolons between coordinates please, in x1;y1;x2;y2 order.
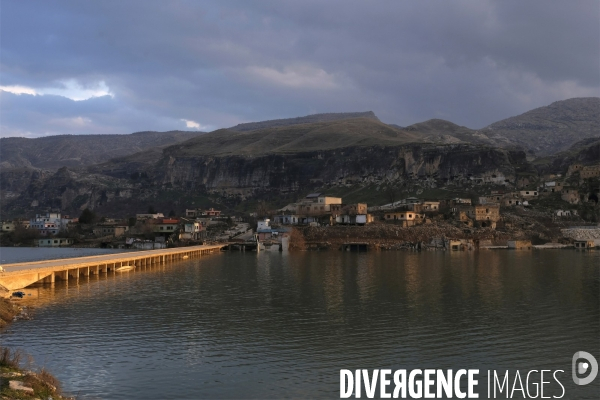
115;265;135;272
182;255;189;259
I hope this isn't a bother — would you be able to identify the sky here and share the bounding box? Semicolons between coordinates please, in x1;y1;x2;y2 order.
1;0;599;138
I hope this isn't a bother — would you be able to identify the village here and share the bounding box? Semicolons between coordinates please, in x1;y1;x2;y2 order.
1;163;599;251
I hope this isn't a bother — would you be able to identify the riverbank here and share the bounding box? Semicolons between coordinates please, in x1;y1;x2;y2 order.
1;298;70;399
293;217;576;250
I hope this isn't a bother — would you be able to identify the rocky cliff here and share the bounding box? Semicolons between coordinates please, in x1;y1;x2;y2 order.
1;143;530;219
158;144;527;195
2;98;596;219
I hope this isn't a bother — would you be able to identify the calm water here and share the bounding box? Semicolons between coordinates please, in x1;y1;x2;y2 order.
0;247;133;264
2;250;599;399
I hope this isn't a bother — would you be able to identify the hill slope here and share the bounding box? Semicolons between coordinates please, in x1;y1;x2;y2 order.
403;119;497;147
480;97;600;155
0;131;205;169
228;111;379;132
167;117;420;157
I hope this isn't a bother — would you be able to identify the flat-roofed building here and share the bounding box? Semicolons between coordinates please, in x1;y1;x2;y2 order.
37;238;74;247
384;211;425;227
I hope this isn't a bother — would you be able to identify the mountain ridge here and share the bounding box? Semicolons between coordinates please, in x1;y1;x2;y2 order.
0;98;597;173
0;130;205;170
164;117;419;158
227;111;379;132
480;97;600;155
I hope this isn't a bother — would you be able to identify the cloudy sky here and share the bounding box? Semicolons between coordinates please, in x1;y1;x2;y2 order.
1;1;598;138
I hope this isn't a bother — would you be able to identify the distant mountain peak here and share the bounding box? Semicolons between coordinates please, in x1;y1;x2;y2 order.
482;97;600;155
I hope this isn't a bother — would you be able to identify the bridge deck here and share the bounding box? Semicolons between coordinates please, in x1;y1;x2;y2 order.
0;244;225;292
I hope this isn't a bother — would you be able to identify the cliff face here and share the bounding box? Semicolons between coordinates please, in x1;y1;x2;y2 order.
534;138;600;175
158;144;527;194
1;144;529;218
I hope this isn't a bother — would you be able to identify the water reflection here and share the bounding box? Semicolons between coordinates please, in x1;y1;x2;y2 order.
2;250;598;399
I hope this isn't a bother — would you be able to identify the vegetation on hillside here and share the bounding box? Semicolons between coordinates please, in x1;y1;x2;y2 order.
163;118;420;157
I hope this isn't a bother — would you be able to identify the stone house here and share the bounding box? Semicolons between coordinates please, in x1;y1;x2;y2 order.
519;190;538;198
561;188;579;204
93;224;129;237
508;240;532;250
384;211;425;227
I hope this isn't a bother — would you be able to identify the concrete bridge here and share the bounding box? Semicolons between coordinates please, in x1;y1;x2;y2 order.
0;244;225;292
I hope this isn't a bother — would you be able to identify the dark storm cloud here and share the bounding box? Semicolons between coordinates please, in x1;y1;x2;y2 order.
1;0;598;137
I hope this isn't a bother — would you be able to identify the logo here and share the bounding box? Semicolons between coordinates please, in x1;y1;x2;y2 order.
572;351;598;386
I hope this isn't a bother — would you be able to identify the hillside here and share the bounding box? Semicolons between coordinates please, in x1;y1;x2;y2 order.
403;119;497;147
534;137;600;174
1;98;598;218
480;97;600;156
164;117;420;157
228;111;379;132
2;142;530;219
2;99;597;172
0;130;205;170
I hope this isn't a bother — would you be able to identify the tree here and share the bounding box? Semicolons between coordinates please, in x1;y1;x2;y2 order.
79;208;96;224
256;201;269;218
147;206;156;214
11;225;41;243
385;186;398;204
169;210;176;217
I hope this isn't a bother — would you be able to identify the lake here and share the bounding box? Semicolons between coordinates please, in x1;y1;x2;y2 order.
2;250;599;399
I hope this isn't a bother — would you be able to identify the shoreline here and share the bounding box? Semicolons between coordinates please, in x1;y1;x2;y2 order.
0;298;71;399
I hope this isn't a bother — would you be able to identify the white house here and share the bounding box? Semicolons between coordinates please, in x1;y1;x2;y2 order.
37;238;73;247
273;215;300;225
554;209;571;217
257;219;271;231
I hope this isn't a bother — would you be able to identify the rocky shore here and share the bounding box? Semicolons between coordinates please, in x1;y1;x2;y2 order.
293;214;572;251
0;298;71;400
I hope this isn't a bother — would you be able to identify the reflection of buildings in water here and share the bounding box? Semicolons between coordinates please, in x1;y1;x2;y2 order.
13;262;172;309
474;251;505;307
403;254;422;309
402;253;445;312
418;253;444;310
553;253;586;304
256;253;273;305
354;254;376;304
474;251;590;309
322;257;345;322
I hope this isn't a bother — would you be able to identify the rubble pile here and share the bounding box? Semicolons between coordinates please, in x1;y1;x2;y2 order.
296;214;573;250
560;228;600;241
